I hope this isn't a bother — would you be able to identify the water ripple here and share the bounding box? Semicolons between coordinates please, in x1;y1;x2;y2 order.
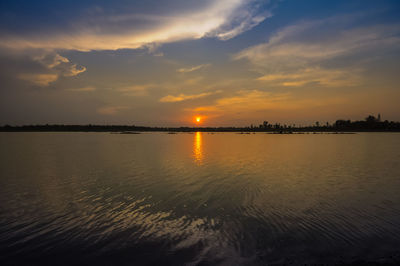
1;132;400;264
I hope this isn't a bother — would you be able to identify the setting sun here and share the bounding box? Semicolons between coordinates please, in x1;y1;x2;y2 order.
196;117;201;123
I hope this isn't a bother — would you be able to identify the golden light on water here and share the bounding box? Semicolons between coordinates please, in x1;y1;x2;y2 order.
193;132;203;164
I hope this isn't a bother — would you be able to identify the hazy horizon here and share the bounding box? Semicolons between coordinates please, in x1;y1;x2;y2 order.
0;112;395;128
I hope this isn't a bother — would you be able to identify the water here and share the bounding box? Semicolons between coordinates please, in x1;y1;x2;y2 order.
1;132;400;265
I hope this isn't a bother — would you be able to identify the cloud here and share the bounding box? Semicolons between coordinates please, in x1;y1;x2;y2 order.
257;67;362;87
160;90;222;103
194;90;290;112
18;73;59;86
177;64;210;73
33;53;70;68
117;84;152;96
236;22;400;66
15;51;86;86
186;90;298;118
189;90;348;118
61;64;86;77
0;0;272;51
144;43;164;56
97;106;129;115
209;1;273;40
234;15;400;88
33;52;87;77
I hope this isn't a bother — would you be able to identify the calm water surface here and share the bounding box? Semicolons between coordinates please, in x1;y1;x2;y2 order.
1;132;400;264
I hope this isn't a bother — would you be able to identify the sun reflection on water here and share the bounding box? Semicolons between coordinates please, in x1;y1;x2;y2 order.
193;132;203;164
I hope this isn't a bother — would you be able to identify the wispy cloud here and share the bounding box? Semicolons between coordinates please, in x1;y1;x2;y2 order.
192;90;290;112
16;51;86;86
117;84;153;96
236;22;400;66
144;43;164;56
210;2;272;40
160;90;222;103
234;15;400;88
18;73;58;86
189;90;348;118
177;64;210;73
0;0;271;51
33;53;69;68
33;52;86;76
257;67;362;87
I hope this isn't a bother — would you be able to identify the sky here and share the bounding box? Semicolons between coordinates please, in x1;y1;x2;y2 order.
0;0;399;127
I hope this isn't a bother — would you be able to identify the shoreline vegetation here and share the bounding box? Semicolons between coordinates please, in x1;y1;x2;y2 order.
1;115;399;133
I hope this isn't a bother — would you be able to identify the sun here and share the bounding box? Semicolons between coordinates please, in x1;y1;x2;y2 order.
196;117;201;123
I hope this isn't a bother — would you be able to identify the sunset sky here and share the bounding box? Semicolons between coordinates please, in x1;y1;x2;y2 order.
1;0;399;126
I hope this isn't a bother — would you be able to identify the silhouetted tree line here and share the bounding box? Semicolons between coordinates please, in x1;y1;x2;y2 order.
254;114;400;132
1;114;399;132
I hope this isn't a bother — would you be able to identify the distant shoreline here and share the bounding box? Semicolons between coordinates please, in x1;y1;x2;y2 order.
0;126;399;133
1;115;399;132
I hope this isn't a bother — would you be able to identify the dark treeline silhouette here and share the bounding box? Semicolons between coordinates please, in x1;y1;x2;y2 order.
253;114;400;133
1;114;400;133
